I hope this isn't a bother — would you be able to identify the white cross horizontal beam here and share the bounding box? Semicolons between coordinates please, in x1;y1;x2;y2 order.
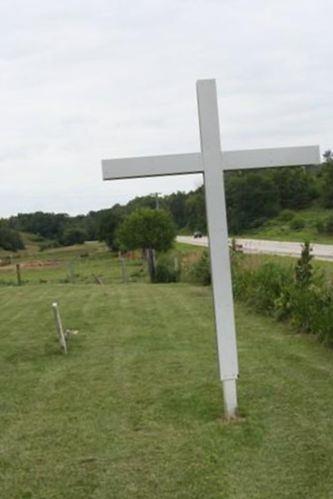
102;145;320;180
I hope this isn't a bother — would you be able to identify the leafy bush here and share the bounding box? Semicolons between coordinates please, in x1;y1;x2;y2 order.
187;239;333;346
231;247;333;346
0;225;25;252
29;234;46;242
277;209;295;222
60;227;87;246
233;260;293;314
155;254;180;283
316;215;333;234
276;283;333;345
290;217;306;230
190;250;211;285
295;242;313;287
39;241;60;252
316;220;325;233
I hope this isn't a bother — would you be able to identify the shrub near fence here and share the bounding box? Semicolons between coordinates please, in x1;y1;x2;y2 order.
190;248;333;346
155;253;181;283
233;250;333;346
233;259;293;314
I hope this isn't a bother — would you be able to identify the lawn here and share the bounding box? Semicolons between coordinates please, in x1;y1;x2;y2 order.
1;280;333;498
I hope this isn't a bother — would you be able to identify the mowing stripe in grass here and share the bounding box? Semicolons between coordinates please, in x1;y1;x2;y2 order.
0;284;332;498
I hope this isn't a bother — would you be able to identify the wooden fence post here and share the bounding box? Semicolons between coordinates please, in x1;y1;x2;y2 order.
16;264;22;286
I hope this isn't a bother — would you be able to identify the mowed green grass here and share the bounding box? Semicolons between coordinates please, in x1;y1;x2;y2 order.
1;283;333;498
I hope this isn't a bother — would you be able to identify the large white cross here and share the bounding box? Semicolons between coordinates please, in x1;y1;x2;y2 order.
101;79;320;418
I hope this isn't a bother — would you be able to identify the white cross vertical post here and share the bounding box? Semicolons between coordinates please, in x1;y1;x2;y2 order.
101;79;320;419
197;80;238;416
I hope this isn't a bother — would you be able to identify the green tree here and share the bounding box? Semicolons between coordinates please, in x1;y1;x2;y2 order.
321;152;333;208
0;222;25;252
225;172;280;233
166;191;188;229
295;241;313;288
96;207;124;250
126;194;161;212
11;212;68;241
117;208;176;282
323;150;333;162
185;186;207;233
60;227;87;246
272;167;317;209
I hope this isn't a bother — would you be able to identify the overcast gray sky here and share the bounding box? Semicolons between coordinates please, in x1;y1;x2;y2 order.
0;0;332;217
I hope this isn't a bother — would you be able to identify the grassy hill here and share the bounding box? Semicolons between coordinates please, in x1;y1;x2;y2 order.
240;207;333;244
0;246;333;497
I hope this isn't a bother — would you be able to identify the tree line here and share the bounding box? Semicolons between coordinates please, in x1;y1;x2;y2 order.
1;151;332;252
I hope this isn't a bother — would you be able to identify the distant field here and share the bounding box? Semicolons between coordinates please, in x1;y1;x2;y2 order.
1;258;333;496
0;233;108;260
0;241;146;286
0;241;204;287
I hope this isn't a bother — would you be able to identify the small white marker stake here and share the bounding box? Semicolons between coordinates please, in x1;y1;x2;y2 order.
52;302;67;354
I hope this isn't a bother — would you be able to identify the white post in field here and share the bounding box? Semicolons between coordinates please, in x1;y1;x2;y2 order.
101;79;320;418
52;302;67;354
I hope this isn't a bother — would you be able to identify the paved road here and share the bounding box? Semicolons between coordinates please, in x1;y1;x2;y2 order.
177;236;333;262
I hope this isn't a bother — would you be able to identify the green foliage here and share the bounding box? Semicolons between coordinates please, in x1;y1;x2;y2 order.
185;186;207;233
272;167;318;209
277;209;295;222
155;253;180;283
10;212;68;240
117;209;176;283
226;172;280;233
96;207;124;249
126;194;161;212
295;242;313;287
290;216;306;230
232;252;333;346
323;149;333;162
190;250;211;285
38;241;60;252
321;157;333;208
233;259;293;314
316;214;333;234
0;223;25;252
60;227;87;246
117;208;176;252
166;191;188;229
